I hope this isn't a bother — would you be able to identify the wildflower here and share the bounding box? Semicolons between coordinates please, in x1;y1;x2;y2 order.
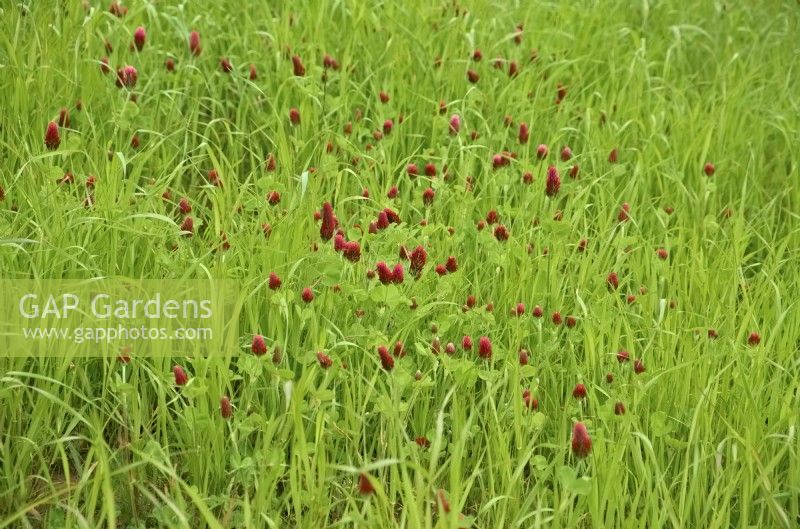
571;422;591;458
478;336;492;359
523;389;538;410
316;351;333;369
173;365;188;386
572;383;587;400
268;272;282;290
301;287;314;303
378;345;394;370
252;335;267;356
449;114;461;134
44;121;60;150
518;122;529;144
704;162;715;176
748;332;761;346
320;202;336;240
607;272;619;290
467;69;479;83
617;350;630;363
133;26;146;51
614;401;626;415
633;358;646;374
291;55;305;76
545;165;560;196
216;396;234;421
536;144;548;160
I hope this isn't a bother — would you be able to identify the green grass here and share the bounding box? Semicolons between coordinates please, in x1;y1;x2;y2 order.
1;1;799;527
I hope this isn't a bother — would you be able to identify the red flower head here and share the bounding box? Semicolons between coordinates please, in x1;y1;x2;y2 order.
704;162;715;176
569;164;580;179
189;30;202;55
618;202;631;222
519;349;529;365
515;122;530;144
515;303;525;316
382;119;393;135
434;264;446;276
387;186;398;199
607;271;619;290
551;311;562;325
560;146;573;161
249;63;258;80
268;272;282;290
571;422;591;458
522;389;538;410
44;121;60;150
180;216;194;236
478;336;492;359
508;60;519;77
376;211;390;230
376;262;393;284
606;372;614;383
343;241;361;262
173;365;188;386
545;165;560;197
252;335;267;356
572;383;587;400
378;345;394;370
747;332;761;346
320;202;336;240
407;163;419;178
633;358;646;374
448;114;462;135
133;26;146;51
609;148;619;163
291;55;305;76
316;351;333;369
100;56;111;74
424;162;436;177
220;396;233;419
392;263;405;283
57;107;70;128
384;208;400;223
415;436;431;447
614;401;626;415
289;107;300;125
358;473;375;495
656;248;669;260
301;287;314;303
461;335;473;351
486;210;498;224
267;191;280;205
409;246;427;277
494;224;509;241
422;187;435;206
379;91;390;103
536;144;549;160
708;328;719;339
616;350;630;363
116;65;138;88
467;69;479;83
532;305;543;318
323;54;340;70
445;256;458;273
393;341;406;358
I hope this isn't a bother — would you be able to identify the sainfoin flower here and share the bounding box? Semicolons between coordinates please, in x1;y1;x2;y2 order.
320;202;336;240
133;26;146;51
268;272;282;290
116;65;138;88
189;31;202;56
291;55;305;76
571;422;591;458
358;473;375;495
316;351;333;369
409;245;427;277
44;121;60;150
449;114;461;135
478;336;492;359
378;345;394;370
252;335;267;356
173;365;188;386
220;396;233;419
545;165;560;197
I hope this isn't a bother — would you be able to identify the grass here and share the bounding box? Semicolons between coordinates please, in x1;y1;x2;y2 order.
0;0;799;527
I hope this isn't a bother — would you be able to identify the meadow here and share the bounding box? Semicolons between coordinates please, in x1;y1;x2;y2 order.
0;1;799;528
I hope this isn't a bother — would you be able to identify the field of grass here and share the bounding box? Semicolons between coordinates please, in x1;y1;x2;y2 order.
1;1;799;528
